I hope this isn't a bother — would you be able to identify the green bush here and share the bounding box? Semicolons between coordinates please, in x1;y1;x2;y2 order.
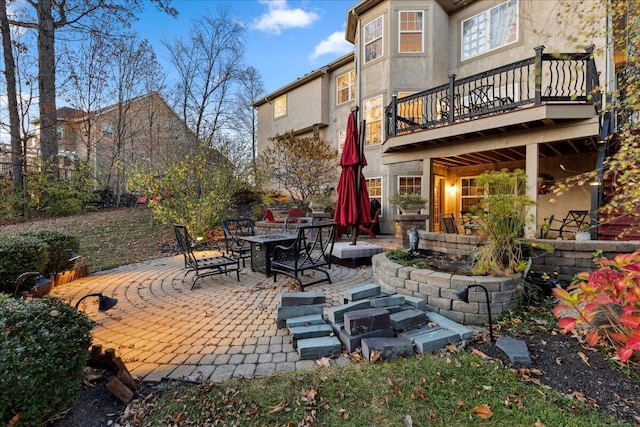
18;230;80;275
0;296;94;426
0;234;49;293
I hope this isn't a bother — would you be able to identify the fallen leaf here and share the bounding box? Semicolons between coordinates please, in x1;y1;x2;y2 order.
404;414;413;427
572;391;585;403
446;343;458;353
269;402;286;413
556;357;563;365
483;385;493;391
370;350;382;363
471;348;493;359
534;420;546;427
577;351;590;366
316;357;331;367
472;404;494;419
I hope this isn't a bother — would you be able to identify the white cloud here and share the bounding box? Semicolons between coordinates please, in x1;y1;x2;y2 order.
252;0;320;35
310;30;353;60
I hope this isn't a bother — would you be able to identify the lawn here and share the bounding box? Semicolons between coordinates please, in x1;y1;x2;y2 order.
0;207;175;272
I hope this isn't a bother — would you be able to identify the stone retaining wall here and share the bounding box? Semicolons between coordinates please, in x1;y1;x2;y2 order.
415;231;640;283
371;252;521;325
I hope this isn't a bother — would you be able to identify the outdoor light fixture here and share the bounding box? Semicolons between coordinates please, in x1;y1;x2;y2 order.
455;284;494;343
13;272;52;297
75;293;118;312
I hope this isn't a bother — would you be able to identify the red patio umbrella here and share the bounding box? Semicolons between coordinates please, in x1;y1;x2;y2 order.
334;111;371;245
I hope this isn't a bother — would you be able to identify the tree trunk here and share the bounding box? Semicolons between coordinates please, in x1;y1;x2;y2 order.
37;0;58;176
0;0;24;195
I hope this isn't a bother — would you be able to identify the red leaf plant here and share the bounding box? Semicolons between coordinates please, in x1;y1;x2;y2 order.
553;250;640;362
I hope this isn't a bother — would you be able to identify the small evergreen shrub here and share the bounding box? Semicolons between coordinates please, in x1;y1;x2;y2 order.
0;234;49;293
18;230;80;275
0;296;94;426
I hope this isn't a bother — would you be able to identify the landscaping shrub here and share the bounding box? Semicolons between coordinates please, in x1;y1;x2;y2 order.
554;250;640;362
0;296;94;426
0;234;49;293
18;230;80;275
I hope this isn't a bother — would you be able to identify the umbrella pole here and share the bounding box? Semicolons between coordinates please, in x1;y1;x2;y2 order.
351;116;365;246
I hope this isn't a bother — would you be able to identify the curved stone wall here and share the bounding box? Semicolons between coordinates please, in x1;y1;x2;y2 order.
371;253;522;325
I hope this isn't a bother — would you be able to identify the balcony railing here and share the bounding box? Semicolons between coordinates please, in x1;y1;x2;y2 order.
385;46;601;138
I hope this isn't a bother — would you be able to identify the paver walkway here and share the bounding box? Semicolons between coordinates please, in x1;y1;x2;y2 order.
51;248;389;383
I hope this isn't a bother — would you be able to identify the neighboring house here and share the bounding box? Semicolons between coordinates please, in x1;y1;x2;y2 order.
28;92;192;196
254;0;631;239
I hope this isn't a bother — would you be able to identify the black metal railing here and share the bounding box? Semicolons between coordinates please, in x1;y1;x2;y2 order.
386;46;601;138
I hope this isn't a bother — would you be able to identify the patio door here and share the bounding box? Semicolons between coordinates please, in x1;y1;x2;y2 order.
433;175;444;231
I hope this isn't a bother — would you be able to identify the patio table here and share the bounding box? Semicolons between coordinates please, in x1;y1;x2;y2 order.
239;233;297;276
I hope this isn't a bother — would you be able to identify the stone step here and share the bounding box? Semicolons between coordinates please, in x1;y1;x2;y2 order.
361;337;414;361
496;336;531;366
289;323;334;348
280;291;326;306
326;300;371;324
285;314;326;328
344;307;390;335
426;312;474;340
343;283;380;303
276;304;324;329
370;295;405;308
336;326;395;354
297;336;342;360
389;309;427;331
400;327;460;354
403;295;428;311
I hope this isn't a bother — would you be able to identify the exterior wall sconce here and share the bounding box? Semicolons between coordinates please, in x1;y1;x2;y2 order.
75;293;118;312
455;284;494;343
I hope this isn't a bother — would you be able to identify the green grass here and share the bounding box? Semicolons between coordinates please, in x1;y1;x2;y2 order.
0;208;175;272
138;353;627;426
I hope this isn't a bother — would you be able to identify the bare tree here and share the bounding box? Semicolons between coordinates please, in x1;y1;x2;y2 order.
165;8;245;146
234;66;264;183
5;0;176;182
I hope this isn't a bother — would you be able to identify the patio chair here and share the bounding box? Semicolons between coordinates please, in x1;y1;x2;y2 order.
281;216;314;234
222;218;258;267
358;208;380;238
288;208;303;218
460;211;479;235
265;209;284;223
173;224;239;289
441;213;459;234
540;210;589;239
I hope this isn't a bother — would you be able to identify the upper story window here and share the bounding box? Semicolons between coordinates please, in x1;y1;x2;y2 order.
363;95;383;146
461;0;518;61
56;126;64;140
273;94;287;118
399;11;423;53
364;16;383;64
336;70;355;105
101;123;114;138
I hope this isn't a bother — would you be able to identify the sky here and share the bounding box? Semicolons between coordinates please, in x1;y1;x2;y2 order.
132;0;356;95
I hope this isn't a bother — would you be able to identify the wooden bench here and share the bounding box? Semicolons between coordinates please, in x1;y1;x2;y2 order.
270;222;336;290
540;210;589;239
174;224;239;289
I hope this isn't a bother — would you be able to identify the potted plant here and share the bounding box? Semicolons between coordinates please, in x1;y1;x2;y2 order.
575;222;592;241
390;192;427;214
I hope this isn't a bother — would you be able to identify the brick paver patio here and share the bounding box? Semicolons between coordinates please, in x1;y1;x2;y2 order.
51;248;387;383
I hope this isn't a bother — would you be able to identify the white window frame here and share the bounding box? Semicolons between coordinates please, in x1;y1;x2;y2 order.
273;94;287;119
363;95;383;146
398;10;424;53
56;126;64;141
460;173;521;211
101;123;114;138
398;175;422;195
337;129;346;155
364;16;384;64
366;176;384;218
336;70;355;105
461;0;518;61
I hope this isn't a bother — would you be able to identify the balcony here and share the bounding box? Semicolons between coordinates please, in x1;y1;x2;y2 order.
383;46;602;166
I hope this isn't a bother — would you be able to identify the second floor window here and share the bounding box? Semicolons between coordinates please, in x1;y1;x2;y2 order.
461;0;518;61
336;70;355;105
101;123;114;138
399;11;423;53
363;95;382;145
56;126;64;140
273;94;287;118
364;16;383;63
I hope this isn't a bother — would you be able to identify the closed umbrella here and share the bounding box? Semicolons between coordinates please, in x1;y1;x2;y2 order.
334;111;371;245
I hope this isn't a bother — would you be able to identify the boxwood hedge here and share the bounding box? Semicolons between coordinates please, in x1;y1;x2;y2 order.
0;296;94;426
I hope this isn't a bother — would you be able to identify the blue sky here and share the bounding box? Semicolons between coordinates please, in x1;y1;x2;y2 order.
132;0;356;94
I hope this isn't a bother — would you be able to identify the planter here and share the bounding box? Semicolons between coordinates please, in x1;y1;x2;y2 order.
575;231;591;241
401;208;421;215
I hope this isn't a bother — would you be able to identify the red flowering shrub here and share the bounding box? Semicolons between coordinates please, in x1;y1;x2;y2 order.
553;250;640;362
